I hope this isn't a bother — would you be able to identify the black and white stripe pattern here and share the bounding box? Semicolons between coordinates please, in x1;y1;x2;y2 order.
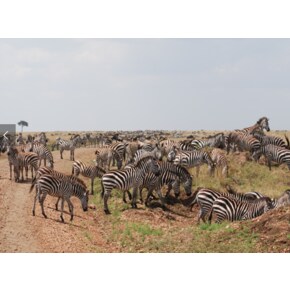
95;146;122;170
56;135;82;161
101;156;161;214
211;195;273;223
252;144;290;170
192;187;266;224
227;132;261;154
236;117;270;135
253;132;290;149
190;133;225;150
72;160;106;194
210;148;228;177
170;149;214;177
27;142;54;168
31;174;89;222
7;146;39;182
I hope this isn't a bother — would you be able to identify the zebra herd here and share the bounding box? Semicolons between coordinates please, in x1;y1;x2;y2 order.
1;116;290;224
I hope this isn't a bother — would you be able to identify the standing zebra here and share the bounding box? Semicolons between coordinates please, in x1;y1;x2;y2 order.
227;131;261;154
169;149;214;177
7;146;39;182
31;174;89;222
210;148;228;178
72;160;106;194
26;142;54;168
95;146;122;170
56;135;82;161
236;116;270;135
253;132;290;149
101;156;161;214
252;144;290;170
190;133;225;150
211;195;273;223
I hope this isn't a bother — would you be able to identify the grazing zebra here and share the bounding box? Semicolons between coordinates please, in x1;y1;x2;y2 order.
191;133;225;150
192;187;266;224
7;146;39;182
169;149;214;177
211;195;273;223
26;142;54;168
56;135;82;161
31;174;89;222
139;164;192;206
101;156;161;214
253;132;290;149
227;131;261;154
210;148;228;178
236;116;270;135
252;144;290;170
31;166;87;210
95;146;122;170
72;160;106;194
110;142;127;167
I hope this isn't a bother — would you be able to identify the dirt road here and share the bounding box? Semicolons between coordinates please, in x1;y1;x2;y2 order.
0;148;116;253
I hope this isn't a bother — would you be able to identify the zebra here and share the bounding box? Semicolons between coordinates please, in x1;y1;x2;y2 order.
16;133;25;145
34;132;48;146
31;174;89;222
56;135;82;161
7;145;39;182
236;116;270;135
31;166;87;211
133;147;162;163
110;142;127;167
138;166;192;206
191;187;266;224
169;149;214;177
252;144;290;170
227;131;261;154
101;156;161;214
190;133;225;150
271;189;290;209
72;160;106;194
253;132;290;149
211;195;274;223
125;141;142;164
95;146;122;171
26;142;54;168
210;148;228;178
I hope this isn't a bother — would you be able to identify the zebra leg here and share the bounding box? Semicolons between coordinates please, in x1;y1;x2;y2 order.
32;187;39;216
55;197;61;210
131;187;138;209
39;193;48;219
60;198;65;222
67;199;74;222
60;148;63;159
91;178;94;195
103;191;111;214
156;189;166;210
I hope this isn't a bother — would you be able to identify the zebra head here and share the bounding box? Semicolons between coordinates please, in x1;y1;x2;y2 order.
257;117;270;132
167;146;178;162
81;189;89;212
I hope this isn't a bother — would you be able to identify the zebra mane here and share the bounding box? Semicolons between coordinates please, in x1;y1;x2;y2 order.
207;132;224;139
135;155;156;167
257;116;269;125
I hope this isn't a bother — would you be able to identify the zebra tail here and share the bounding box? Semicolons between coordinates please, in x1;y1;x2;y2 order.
285;134;290;149
29;177;36;193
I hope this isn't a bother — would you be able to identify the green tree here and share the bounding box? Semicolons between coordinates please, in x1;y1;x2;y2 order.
17;120;29;133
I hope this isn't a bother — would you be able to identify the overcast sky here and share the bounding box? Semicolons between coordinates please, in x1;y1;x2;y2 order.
1;38;290;132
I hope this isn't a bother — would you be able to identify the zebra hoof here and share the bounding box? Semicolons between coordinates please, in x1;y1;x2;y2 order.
32;210;35;216
104;209;111;215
